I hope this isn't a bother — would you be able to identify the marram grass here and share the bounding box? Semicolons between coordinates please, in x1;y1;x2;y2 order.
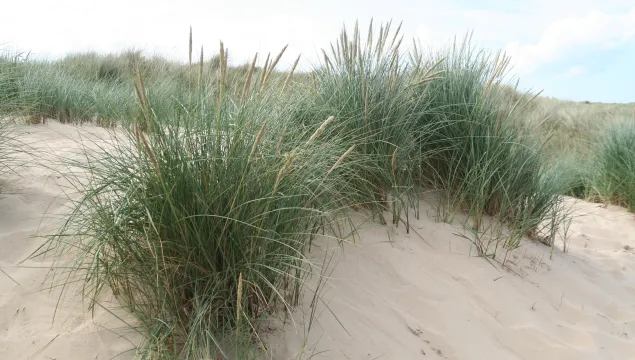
587;119;635;210
34;60;372;358
408;34;570;255
0;51;28;183
11;21;584;359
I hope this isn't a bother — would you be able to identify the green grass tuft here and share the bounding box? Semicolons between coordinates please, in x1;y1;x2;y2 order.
587;119;635;210
410;35;567;253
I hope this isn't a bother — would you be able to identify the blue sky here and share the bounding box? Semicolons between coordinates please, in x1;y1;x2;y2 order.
1;0;634;103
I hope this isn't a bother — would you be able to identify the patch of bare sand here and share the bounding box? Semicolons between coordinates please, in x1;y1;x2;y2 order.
0;122;138;360
264;200;635;359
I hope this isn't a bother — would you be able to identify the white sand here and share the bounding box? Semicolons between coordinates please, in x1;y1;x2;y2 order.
0;122;137;360
1;122;634;359
265;201;635;359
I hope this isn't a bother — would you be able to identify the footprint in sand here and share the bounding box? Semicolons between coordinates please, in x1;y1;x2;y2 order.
408;325;447;358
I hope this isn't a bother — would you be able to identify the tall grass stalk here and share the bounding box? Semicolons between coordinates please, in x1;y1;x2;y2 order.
296;20;434;222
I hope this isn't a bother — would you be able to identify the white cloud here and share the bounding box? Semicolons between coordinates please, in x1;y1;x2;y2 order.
1;0;634;79
505;9;635;74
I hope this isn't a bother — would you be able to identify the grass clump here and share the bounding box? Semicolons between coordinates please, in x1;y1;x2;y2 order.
36;54;368;358
294;21;437;223
292;25;570;256
0;50;26;183
586;119;635;210
16;61;138;124
527;96;634;158
411;36;568;254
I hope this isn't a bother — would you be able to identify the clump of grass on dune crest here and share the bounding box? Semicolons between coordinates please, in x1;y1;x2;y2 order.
586;119;635;211
411;34;568;254
12;42;296;127
526;97;635;157
34;52;369;359
289;24;570;255
294;20;434;222
16;61;139;125
56;50;149;83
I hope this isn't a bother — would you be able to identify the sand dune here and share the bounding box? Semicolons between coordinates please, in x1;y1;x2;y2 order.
0;122;137;360
265;200;635;359
1;122;634;359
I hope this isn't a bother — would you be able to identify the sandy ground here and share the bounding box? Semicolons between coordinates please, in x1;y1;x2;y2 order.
0;121;137;360
265;202;635;359
1;122;635;359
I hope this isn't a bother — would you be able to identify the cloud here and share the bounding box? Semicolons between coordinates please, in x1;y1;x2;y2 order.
505;8;635;74
558;65;586;77
2;0;634;83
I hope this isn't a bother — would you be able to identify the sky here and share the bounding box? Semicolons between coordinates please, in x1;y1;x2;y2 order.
1;0;634;103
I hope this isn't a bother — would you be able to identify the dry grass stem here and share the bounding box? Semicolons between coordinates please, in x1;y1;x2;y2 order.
249;121;267;160
307;116;335;145
328;145;356;174
282;54;301;91
242;52;258;97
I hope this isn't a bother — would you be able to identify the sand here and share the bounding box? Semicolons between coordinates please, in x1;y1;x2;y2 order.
1;121;634;359
0;121;137;360
264;202;635;359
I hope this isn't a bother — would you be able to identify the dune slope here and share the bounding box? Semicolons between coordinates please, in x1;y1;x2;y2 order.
265;201;635;359
1;122;634;359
